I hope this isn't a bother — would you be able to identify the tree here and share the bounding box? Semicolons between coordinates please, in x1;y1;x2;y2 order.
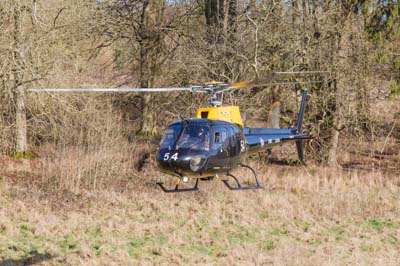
0;0;95;155
138;0;166;135
93;0;182;136
12;2;28;154
0;1;41;155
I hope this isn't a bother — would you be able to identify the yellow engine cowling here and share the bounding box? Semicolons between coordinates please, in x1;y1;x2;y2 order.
195;106;243;126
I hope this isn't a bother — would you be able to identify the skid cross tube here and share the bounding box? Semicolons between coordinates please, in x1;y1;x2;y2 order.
157;178;199;193
222;164;263;190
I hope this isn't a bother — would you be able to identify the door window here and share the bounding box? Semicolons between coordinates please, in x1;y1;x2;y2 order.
212;127;228;150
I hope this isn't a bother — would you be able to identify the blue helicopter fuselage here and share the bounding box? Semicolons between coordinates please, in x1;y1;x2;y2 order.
156;118;312;178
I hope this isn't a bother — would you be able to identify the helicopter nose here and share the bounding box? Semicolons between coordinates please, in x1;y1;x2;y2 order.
156;150;188;171
156;149;207;175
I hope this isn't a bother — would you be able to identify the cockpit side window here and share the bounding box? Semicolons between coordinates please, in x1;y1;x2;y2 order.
214;132;221;143
212;127;228;149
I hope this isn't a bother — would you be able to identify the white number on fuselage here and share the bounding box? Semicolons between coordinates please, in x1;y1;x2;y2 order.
240;140;246;152
171;153;178;161
163;152;179;161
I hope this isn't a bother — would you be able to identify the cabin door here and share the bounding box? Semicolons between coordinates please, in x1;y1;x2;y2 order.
208;126;230;170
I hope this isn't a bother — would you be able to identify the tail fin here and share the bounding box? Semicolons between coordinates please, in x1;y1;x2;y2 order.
296;140;304;162
295;88;308;133
294;88;308;163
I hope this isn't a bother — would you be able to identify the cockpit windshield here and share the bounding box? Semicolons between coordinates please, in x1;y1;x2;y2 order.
176;124;210;151
159;123;182;149
160;123;210;151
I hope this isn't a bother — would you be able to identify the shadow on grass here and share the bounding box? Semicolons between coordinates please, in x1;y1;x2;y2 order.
0;251;53;266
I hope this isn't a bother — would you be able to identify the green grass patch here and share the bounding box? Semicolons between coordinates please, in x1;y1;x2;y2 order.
259;239;275;250
389;79;400;96
127;239;146;258
19;224;35;236
9;151;36;159
361;243;371;252
227;226;258;245
269;228;288;237
184;244;214;256
294;219;310;232
367;219;400;231
329;226;346;241
92;244;101;256
307;239;322;246
258;210;269;219
0;223;52;260
84;227;103;256
1;236;49;260
127;234;168;258
59;234;79;254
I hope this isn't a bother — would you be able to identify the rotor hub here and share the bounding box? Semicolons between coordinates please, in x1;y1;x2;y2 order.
207;92;223;107
203;83;228;107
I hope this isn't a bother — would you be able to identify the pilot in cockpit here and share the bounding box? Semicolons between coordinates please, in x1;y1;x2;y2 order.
193;128;209;151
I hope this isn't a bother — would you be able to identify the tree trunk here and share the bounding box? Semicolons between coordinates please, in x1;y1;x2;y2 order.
15;85;27;153
268;101;280;128
328;125;340;167
327;80;341;167
327;24;348;167
205;0;224;43
138;0;164;136
223;0;229;39
291;0;299;26
12;2;28;154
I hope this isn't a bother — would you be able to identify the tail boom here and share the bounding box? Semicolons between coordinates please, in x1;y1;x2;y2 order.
243;88;315;161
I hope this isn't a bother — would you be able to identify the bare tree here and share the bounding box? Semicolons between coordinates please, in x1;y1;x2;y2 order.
138;0;166;135
92;0;185;136
0;0;95;155
1;1;40;154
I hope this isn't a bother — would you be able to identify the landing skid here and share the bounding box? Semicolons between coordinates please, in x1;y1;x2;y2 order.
156;178;199;193
222;164;263;191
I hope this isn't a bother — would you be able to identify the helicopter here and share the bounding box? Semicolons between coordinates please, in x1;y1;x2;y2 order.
29;74;321;193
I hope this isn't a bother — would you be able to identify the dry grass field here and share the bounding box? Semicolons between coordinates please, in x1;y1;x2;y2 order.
0;155;399;265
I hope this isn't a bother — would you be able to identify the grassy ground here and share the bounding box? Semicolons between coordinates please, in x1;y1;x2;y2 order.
0;162;399;265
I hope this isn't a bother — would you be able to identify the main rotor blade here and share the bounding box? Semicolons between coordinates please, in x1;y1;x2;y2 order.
221;80;326;93
274;71;330;75
226;71;329;90
28;71;329;94
28;87;197;93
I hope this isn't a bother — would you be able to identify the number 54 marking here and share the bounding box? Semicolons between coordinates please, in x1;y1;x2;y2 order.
163;152;178;161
